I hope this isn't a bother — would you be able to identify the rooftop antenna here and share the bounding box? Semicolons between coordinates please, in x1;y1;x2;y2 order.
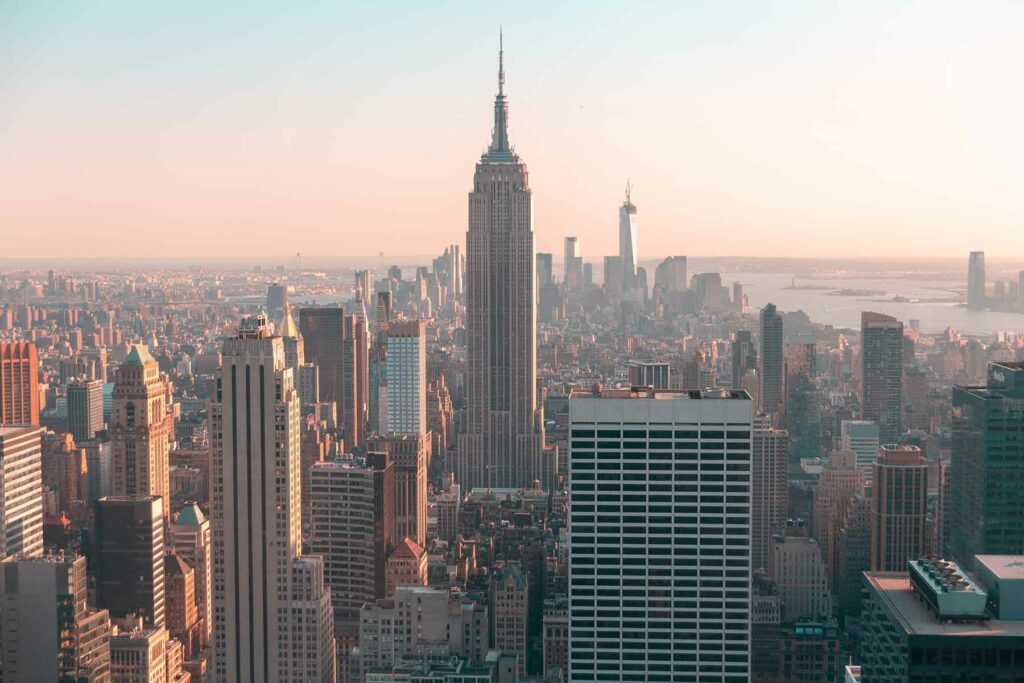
296;251;301;272
625;178;633;205
498;25;505;96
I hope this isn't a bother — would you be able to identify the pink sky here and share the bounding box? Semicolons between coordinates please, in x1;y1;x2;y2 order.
4;2;1024;260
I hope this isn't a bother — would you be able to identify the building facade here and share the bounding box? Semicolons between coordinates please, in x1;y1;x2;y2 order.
568;388;753;682
456;38;543;490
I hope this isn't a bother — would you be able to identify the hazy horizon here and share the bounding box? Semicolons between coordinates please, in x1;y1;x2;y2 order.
5;1;1024;259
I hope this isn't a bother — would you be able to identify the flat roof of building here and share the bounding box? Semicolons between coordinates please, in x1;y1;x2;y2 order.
976;555;1024;581
570;387;750;400
865;572;1024;637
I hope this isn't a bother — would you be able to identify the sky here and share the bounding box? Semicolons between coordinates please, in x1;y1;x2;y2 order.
3;1;1024;261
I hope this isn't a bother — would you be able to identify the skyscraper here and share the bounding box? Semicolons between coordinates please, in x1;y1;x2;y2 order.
731;330;756;390
457;36;543;490
967;250;986;310
266;282;288;319
949;362;1024;566
563;237;582;290
784;342;821;460
67;378;105;443
278;304;304;395
111;345;174;514
568;387;753;682
0;342;39;426
300;306;346;420
0;552;112;682
861;312;904;443
385;320;426;437
812;450;864;590
870;444;928;571
759;303;784;417
0;425;44;560
752;416;788;575
369;434;429;547
840;419;881;484
310;453;395;639
94;495;166;628
618;181;638;292
210;314;335;682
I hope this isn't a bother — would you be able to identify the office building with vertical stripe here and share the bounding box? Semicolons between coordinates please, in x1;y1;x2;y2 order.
568;388;753;682
0;425;43;560
210;314;334;682
0;342;39;426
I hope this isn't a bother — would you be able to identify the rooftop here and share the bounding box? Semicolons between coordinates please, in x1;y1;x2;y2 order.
866;572;1024;637
123;344;156;367
571;387;750;400
976;555;1024;581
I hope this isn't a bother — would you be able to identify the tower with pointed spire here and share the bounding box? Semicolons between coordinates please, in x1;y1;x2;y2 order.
456;33;544;490
619;179;638;294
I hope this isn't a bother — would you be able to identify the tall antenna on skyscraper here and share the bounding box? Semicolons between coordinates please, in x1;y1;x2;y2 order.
625;178;633;205
296;252;301;272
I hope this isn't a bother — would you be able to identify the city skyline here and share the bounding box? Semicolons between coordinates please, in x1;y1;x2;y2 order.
6;2;1024;259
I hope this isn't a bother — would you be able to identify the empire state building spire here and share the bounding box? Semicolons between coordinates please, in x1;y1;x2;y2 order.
487;28;513;158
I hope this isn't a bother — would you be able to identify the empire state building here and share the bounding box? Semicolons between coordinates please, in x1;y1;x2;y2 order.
456;35;543;489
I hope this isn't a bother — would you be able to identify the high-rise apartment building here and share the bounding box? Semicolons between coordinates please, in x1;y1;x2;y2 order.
94;496;166;628
568;387;753;682
210;314;335;682
840;419;881;484
309;453;395;637
949;362;1024;566
536;252;553;289
967;251;986;310
0;342;40;426
618;182;638;292
861;312;904;443
731;331;756;390
752;416;788;575
812;450;864;590
369;434;428;547
759;303;784;417
0;552;112;682
0;425;44;559
111;345;173;516
457;39;543;490
870;444;928;571
385;320;426;436
68;378;105;443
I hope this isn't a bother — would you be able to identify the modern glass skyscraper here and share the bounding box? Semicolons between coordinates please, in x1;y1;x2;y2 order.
759;303;784;417
861;312;903;443
568;387;753;682
456;35;543;489
948;361;1024;567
